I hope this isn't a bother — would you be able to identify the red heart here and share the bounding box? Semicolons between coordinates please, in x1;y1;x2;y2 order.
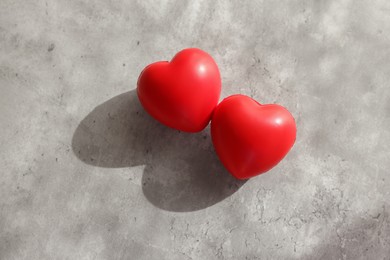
211;95;296;179
137;48;221;132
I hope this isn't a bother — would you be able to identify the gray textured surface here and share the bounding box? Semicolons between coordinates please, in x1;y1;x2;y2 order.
1;0;390;259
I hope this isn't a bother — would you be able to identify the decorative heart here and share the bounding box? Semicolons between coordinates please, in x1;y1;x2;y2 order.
137;48;221;132
211;95;296;179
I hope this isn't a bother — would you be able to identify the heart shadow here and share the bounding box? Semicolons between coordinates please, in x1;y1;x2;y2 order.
71;90;247;212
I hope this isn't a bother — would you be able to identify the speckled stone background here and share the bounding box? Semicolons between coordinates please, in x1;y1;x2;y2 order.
1;1;390;259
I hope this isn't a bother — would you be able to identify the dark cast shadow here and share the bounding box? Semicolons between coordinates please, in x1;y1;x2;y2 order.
71;89;246;212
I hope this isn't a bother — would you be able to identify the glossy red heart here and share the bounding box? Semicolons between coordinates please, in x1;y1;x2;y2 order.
137;48;221;132
211;95;296;179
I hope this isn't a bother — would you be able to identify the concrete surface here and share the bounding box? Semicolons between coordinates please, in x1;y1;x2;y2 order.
1;0;390;259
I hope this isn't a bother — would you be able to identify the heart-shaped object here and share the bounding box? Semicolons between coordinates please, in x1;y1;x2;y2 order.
137;48;221;132
211;95;296;179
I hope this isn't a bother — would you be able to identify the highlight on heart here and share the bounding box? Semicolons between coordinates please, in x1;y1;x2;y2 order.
136;48;296;179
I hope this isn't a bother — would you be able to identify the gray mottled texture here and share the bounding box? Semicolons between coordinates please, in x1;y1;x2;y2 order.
1;0;390;259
